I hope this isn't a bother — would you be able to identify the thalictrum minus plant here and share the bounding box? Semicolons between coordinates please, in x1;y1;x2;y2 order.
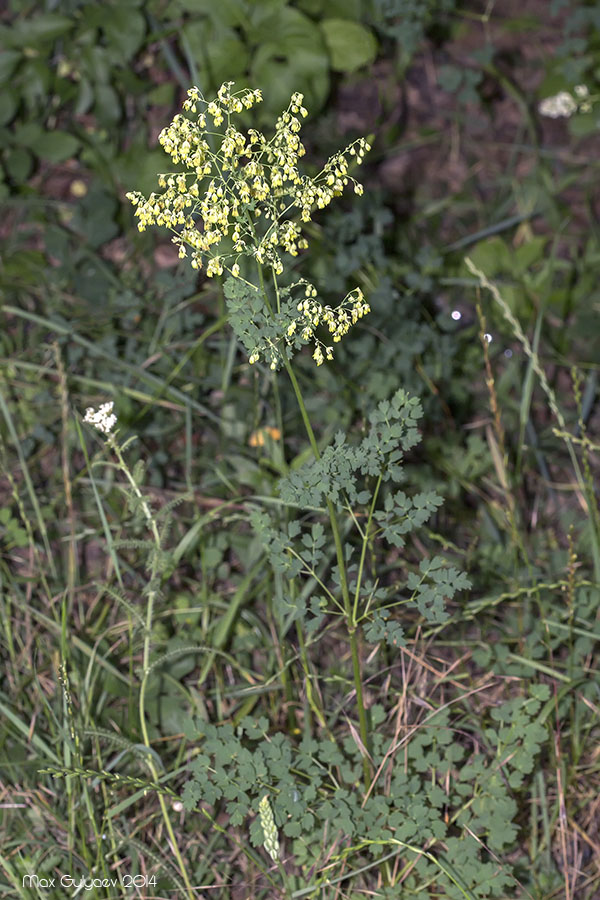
126;81;377;785
123;87;476;898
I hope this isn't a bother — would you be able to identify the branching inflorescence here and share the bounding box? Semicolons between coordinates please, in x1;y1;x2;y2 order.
126;81;371;369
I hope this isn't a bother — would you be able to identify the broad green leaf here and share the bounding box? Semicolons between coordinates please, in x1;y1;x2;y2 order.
438;63;463;93
320;18;377;72
94;83;122;125
147;82;176;106
0;90;17;126
0;47;21;82
250;8;329;114
245;0;290;40
7;14;74;48
69;184;120;248
5;147;35;183
297;0;361;17
513;235;547;272
113;145;168;196
75;78;95;116
295;0;324;15
103;8;147;61
79;44;111;86
166;0;249;27
182;23;249;84
569;113;599;138
34;130;80;163
464;236;512;277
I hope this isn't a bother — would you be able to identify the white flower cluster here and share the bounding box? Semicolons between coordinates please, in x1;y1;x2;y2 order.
83;401;117;435
539;85;591;118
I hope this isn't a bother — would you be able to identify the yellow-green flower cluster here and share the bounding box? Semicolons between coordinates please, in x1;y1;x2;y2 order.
125;82;370;276
298;285;370;366
298;285;370;343
258;795;279;862
248;283;370;370
294;139;370;222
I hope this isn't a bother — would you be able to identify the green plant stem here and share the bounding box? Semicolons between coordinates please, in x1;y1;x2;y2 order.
254;256;371;783
255;255;304;735
273;293;372;787
353;475;382;624
110;439;195;898
276;858;294;900
295;615;328;731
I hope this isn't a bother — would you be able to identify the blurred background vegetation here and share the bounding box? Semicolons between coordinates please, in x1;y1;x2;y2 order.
1;0;600;897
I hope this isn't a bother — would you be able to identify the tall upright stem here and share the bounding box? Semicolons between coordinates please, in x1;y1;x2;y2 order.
267;273;371;788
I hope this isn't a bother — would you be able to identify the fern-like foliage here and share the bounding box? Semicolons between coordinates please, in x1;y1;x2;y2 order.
279;389;422;507
252;388;470;637
181;685;550;897
223;276;369;370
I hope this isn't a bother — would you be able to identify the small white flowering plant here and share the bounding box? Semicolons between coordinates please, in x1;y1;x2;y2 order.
538;83;593;118
83;401;117;435
126;81;371;371
81;396;197;893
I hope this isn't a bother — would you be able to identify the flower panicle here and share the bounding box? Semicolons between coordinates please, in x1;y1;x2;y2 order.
126;82;372;370
248;284;370;371
125;82;371;279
